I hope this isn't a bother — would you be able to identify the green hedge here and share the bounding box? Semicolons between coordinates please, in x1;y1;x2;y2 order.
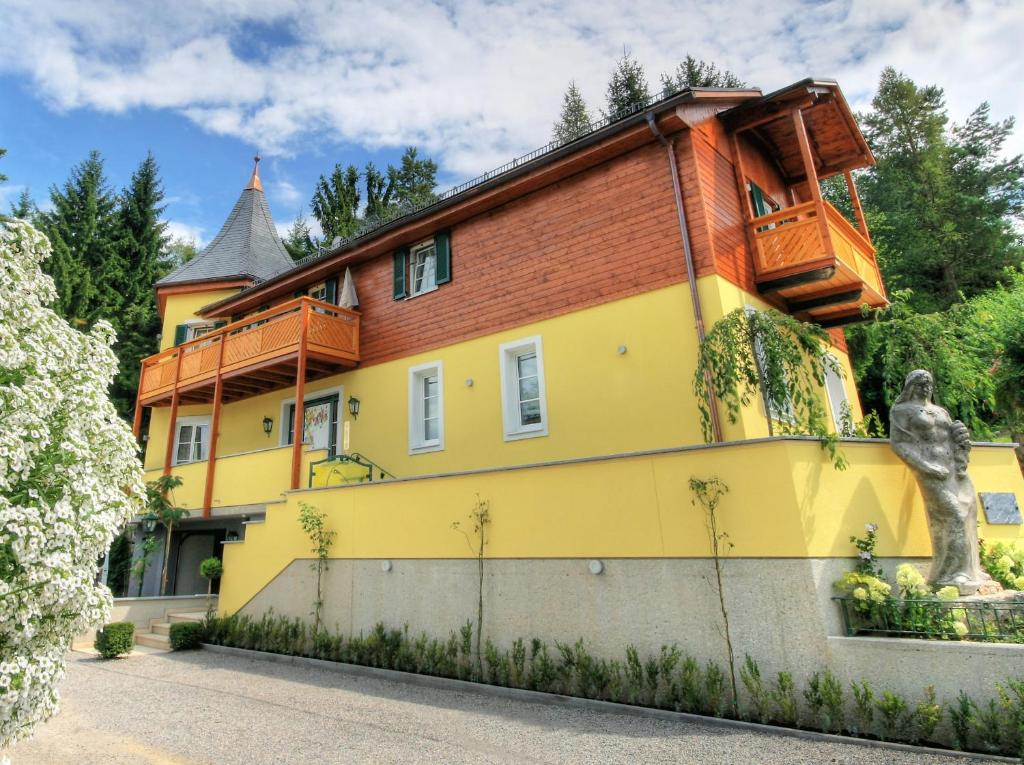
169;621;205;651
94;621;134;659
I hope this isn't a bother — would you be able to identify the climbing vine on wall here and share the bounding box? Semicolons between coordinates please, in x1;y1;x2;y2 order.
694;307;846;467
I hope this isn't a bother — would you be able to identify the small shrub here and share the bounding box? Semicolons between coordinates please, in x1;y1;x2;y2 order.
820;670;844;734
974;698;1003;754
624;645;643;704
677;657;702;714
876;690;909;742
912;686;942;744
771;672;798;727
704;660;728;718
740;654;770;723
996;680;1024;759
94;622;134;659
949;690;976;751
168;621;205;651
850;678;874;737
528;639;556;692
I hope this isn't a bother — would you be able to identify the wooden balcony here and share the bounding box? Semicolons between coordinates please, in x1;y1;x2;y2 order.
749;200;887;326
138;297;360;407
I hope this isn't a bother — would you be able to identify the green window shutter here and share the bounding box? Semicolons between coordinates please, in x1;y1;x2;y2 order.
749;182;768;218
434;231;451;285
393;248;408;299
325;277;338;304
293;289;305;298
213;320;227;329
173;324;188;346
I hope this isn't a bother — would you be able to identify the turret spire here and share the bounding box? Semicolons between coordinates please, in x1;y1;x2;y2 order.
245;152;263;192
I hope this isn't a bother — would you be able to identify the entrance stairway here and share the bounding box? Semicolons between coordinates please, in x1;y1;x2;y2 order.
135;610;207;650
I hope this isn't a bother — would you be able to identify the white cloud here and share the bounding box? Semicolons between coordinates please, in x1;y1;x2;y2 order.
1;0;1021;182
269;178;302;206
163;219;205;246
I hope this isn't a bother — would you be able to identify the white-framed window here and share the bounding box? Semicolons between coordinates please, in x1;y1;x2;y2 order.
173;416;210;465
409;241;437;297
408;361;444;453
823;352;851;433
499;336;548;441
307;281;328;301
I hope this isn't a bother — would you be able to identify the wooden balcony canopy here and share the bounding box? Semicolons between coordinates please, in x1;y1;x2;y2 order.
721;80;887;326
720;79;874;183
138;296;360;408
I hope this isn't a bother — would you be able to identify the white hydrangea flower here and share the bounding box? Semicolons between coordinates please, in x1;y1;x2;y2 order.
0;220;145;753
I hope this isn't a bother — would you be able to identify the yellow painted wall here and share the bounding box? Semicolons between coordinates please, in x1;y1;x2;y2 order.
218;438;1024;614
159;289;241;351
143;276;866;492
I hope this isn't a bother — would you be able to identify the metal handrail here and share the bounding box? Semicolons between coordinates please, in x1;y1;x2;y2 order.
308;452;396;487
833;596;1024;642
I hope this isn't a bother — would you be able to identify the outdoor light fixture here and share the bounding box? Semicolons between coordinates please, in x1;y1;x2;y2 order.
348;395;361;419
262;416;274;437
142;514;158;534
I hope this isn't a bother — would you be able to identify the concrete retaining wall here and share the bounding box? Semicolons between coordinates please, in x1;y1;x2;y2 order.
240;556;1023;708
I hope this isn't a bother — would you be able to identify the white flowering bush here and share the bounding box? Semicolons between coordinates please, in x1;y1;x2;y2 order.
0;220;144;755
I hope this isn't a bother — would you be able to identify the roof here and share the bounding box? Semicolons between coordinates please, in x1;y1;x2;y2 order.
157;159;294;287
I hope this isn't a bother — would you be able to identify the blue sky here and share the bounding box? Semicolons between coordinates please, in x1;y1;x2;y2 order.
1;0;1021;247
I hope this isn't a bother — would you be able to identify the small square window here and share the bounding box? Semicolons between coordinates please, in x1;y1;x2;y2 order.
500;336;548;441
173;418;210;465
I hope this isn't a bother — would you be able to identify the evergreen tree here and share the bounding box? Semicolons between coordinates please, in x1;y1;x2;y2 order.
552;81;592;144
10;189;35;220
858;68;1023;312
605;50;650;116
310;163;361;246
364;147;438;223
109;153;169;417
660;56;746;95
283;209;317;261
38;151;120;324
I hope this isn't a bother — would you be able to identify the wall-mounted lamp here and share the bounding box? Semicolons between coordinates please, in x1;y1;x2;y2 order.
141;513;158;534
348;395;361;419
262;416;274;437
589;559;605;575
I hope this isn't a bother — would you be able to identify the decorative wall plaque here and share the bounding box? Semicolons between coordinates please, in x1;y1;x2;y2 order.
980;492;1022;525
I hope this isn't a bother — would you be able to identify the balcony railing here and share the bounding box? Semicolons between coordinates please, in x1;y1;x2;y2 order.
139;297;360;405
748;199;886;322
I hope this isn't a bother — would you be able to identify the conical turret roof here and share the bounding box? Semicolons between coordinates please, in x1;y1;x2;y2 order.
157;156;294;286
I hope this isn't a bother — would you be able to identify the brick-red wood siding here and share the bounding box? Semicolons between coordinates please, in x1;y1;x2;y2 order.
339;143;688;367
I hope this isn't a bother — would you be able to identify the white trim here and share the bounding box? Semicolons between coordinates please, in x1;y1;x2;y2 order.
279;385;344;450
172;415;211;465
499;335;549;441
823;352;850;433
408;361;444;454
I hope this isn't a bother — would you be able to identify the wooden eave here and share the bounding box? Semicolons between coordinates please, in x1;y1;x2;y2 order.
197;89;766;320
155;277;253;318
719;79;874;183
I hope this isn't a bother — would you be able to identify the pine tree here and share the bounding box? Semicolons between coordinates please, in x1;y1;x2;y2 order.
283;210;317;261
10;189;35;220
605;50;650;117
552;81;592;144
38;151;120;324
364;147;438;223
109;153;169;417
310;164;361;247
858;67;1023;312
660;56;746;96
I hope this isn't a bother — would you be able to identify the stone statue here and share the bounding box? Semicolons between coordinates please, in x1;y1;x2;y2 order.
890;370;992;594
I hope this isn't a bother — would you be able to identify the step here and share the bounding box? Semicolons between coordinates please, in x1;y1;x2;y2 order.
134;632;170;650
167;611;207;624
151;622;171;636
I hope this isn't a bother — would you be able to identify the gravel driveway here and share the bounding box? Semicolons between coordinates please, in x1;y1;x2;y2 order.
3;649;996;765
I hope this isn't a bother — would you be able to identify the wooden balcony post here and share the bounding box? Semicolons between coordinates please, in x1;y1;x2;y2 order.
162;351;184;476
728;132;759;263
844;170;871;244
132;361;145;439
290;301;310;490
791;107;836;261
202;336;227;518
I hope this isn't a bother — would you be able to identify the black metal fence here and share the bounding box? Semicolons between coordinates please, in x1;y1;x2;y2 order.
834;596;1024;642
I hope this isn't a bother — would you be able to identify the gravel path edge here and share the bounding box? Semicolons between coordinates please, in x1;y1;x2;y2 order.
199;643;1018;764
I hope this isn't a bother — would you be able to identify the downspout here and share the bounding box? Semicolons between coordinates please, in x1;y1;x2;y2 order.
646;112;724;443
